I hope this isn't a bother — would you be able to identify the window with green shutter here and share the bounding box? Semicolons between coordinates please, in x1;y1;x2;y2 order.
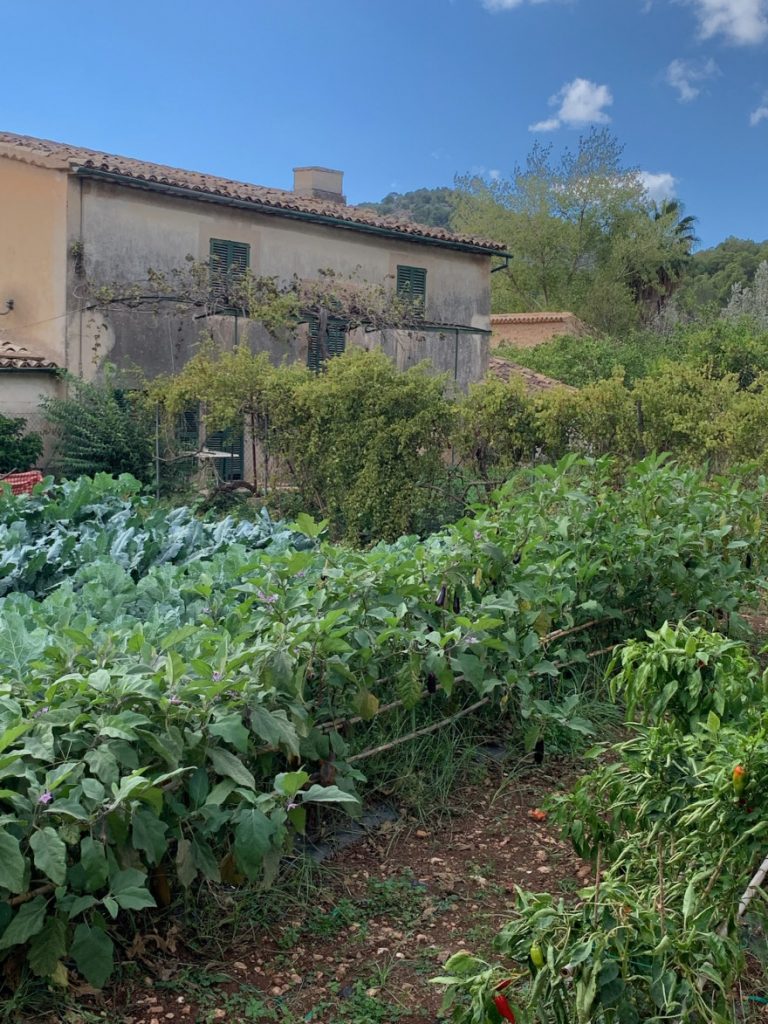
174;405;243;482
306;315;347;372
204;427;244;482
209;238;250;309
396;265;427;314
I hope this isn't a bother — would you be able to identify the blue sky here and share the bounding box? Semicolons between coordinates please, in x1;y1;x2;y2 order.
1;0;767;247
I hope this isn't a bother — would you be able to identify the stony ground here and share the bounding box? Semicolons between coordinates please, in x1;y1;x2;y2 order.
69;764;586;1024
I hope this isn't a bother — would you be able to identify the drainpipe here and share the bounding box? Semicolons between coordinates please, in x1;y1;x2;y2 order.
454;327;459;385
77;177;84;378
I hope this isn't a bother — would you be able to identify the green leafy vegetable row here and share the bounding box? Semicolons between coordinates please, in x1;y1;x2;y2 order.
0;473;313;598
0;455;764;990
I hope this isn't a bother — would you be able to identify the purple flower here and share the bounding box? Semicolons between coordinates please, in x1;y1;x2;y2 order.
294;570;307;578
257;590;278;604
38;791;53;806
463;633;479;645
212;670;222;682
33;706;49;718
287;801;299;811
169;695;182;705
474;531;482;540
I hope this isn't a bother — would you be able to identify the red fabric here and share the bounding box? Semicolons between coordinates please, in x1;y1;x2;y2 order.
0;471;43;495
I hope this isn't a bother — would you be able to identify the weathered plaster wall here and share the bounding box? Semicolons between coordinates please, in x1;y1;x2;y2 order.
0;372;61;466
0;158;68;365
351;327;488;392
68;179;491;381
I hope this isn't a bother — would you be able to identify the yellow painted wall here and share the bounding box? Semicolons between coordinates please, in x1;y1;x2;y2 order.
0;158;68;366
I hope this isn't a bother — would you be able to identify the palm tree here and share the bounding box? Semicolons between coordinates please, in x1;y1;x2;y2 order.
629;200;699;317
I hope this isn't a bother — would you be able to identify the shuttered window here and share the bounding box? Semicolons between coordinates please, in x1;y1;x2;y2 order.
396;265;427;314
175;405;243;481
204;427;244;481
177;406;200;452
209;238;250;308
306;315;347;372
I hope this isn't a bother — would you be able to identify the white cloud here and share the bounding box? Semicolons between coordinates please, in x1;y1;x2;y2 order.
529;78;613;131
665;57;720;101
639;171;678;202
750;102;768;124
481;0;555;9
529;117;562;132
686;0;768;45
489;168;502;180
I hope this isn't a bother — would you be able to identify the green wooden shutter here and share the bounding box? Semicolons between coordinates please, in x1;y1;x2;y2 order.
306;315;346;371
205;427;244;481
306;315;321;373
396;265;427;314
327;318;347;357
209;239;250;307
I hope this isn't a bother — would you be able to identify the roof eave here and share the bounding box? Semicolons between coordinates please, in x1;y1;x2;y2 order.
73;166;503;256
0;365;59;372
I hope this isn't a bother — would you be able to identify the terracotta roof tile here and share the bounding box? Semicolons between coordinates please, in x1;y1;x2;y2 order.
0;340;58;370
0;132;505;253
491;312;581;325
489;356;574;393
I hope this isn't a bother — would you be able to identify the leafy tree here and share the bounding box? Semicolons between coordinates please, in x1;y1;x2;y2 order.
0;414;43;474
507;316;768;391
453;130;696;333
723;259;768;328
41;368;154;481
678;236;768;310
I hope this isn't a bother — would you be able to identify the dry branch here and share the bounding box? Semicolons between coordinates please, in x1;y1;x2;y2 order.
347;698;490;764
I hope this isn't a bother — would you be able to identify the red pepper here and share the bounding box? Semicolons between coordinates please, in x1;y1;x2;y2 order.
493;993;516;1022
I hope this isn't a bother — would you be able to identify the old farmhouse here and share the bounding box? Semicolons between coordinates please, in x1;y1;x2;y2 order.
0;133;504;449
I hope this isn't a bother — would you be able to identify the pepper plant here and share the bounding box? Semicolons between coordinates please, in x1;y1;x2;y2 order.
436;623;768;1023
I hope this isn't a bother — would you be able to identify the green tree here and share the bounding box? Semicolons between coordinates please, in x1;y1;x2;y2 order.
624;199;698;316
454;130;696;333
0;414;43;474
41;369;154;481
678;236;768;310
262;349;453;542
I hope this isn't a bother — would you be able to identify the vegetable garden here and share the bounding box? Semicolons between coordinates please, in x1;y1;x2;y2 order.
0;456;766;1019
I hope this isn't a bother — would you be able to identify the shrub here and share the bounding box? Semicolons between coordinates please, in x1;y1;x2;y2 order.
263;349;453;543
0;414;43;474
536;374;642;460
453;375;541;490
41;369;154;482
634;362;740;464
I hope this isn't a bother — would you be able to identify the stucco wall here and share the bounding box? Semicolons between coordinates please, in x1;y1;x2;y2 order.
66;178;491;381
351;327;488;392
490;317;584;350
0;158;68;366
0;372;61;467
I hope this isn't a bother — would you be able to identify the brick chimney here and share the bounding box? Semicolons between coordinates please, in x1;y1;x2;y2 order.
293;166;346;205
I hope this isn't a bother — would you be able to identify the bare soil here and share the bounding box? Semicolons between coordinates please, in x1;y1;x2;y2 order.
71;765;586;1024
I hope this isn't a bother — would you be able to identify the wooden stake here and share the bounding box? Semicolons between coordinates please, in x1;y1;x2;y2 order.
347;698;490;764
